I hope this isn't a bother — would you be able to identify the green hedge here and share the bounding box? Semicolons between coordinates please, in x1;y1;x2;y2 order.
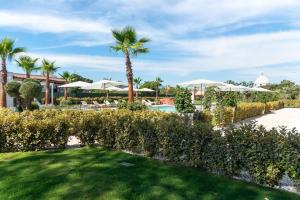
283;100;300;108
0;109;299;187
265;101;284;113
234;102;265;122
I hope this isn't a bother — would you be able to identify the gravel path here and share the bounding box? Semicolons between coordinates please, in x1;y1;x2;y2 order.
241;108;300;131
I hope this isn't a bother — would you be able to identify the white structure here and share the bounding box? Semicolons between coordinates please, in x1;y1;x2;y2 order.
254;73;269;86
5;72;66;107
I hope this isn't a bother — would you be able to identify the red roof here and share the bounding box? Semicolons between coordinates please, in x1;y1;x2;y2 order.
12;73;66;84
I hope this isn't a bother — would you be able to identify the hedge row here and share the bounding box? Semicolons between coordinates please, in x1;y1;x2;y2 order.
283;100;300;108
0;109;299;188
234;102;265;122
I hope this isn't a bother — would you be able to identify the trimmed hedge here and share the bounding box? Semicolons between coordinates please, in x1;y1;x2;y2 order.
234;102;265;122
265;101;284;113
0;109;299;188
283;100;300;108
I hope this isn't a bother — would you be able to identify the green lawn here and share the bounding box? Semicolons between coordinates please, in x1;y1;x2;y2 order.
0;148;298;200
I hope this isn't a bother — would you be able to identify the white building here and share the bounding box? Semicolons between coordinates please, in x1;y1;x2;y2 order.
5;72;66;107
254;73;270;87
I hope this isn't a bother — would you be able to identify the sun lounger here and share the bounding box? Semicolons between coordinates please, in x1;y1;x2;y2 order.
92;101;106;108
81;101;95;110
104;100;117;107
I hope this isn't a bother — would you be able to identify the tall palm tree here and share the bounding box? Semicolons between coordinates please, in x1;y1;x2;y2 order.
155;77;163;101
59;71;74;100
111;26;150;102
133;77;142;97
0;37;25;107
15;55;39;78
41;59;59;105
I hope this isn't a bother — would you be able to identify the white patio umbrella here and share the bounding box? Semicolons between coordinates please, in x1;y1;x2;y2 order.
251;87;272;92
58;81;91;88
58;81;92;100
82;80;127;98
82;80;127;90
216;84;253;92
105;86;124;91
178;79;226;88
178;79;227;102
135;88;154;92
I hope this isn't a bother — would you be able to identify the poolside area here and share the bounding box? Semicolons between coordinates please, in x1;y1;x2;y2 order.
241;108;300;131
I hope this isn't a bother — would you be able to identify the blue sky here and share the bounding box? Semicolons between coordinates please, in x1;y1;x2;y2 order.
1;0;300;85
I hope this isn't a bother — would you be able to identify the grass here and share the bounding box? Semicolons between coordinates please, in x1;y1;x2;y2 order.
0;148;298;200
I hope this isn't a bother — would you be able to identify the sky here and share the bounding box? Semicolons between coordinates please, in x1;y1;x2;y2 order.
1;0;300;85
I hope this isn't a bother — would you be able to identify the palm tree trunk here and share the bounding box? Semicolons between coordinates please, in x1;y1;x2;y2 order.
125;52;134;102
26;72;30;78
64;88;67;100
156;86;158;102
0;58;7;108
45;72;49;105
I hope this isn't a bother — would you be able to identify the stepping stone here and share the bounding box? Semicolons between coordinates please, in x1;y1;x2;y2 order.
120;162;135;167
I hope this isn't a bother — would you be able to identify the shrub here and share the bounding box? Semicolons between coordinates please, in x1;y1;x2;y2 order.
265;101;284;113
59;99;73;106
283;100;300;108
175;88;195;113
5;81;21;98
117;101;147;111
234;102;265;122
214;107;234;127
0;109;299;188
194;110;213;124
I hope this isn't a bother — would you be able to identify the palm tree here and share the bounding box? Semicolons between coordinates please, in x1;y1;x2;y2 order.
15;55;39;78
0;37;25;107
155;77;163;101
41;59;59;105
111;26;150;102
59;71;74;100
133;77;142;97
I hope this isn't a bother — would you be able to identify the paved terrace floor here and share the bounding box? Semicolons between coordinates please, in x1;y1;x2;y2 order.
241;108;300;131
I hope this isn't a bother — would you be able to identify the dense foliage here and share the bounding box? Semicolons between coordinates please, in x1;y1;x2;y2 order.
117;101;147;111
174;88;195;113
5;79;42;110
0;109;299;189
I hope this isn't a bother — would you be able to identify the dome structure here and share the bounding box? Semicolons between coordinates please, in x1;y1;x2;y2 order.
254;72;269;86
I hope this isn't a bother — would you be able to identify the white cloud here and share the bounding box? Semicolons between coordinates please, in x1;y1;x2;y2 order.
0;10;110;34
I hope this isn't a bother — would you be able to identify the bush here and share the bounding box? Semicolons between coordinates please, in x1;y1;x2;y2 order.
175;88;195;113
5;81;21;98
283;100;300;108
214;107;234;127
59;99;73;106
265;101;284;113
194;110;213;124
234;102;265;122
117;101;147;111
0;109;299;188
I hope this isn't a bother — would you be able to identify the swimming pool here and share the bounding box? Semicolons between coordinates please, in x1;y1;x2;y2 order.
149;105;176;112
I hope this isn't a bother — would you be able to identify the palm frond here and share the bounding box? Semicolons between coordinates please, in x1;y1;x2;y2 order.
139;37;151;43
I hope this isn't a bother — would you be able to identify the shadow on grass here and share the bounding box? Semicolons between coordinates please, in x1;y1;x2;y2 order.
0;148;298;200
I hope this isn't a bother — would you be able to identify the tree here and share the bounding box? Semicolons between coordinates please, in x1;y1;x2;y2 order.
154;77;163;101
111;26;150;102
174;88;195;113
5;81;22;110
41;59;59;105
59;71;74;100
19;80;42;109
133;77;142;97
0;37;25;107
140;81;157;90
15;55;39;78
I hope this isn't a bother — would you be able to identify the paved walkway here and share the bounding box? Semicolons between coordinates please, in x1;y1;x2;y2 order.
241;108;300;131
